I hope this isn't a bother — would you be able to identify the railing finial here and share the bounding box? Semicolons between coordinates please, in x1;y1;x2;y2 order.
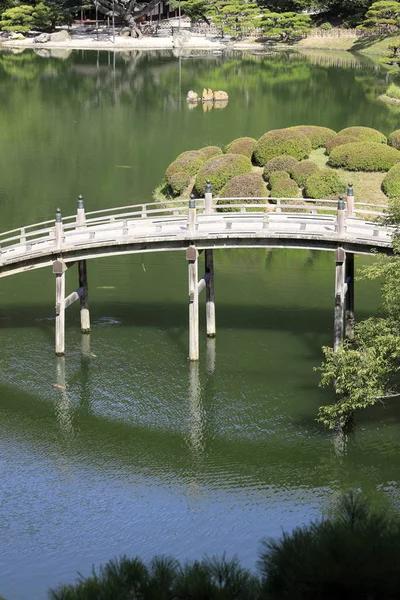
56;208;62;223
77;194;84;209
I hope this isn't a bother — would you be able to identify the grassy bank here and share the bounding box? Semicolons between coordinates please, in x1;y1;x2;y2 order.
297;33;400;57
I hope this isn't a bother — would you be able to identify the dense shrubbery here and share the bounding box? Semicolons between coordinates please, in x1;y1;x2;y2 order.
263;155;299;181
195;154;252;196
325;134;360;155
168;172;191;197
336;126;387;144
253;129;312;166
289;160;319;187
289;125;337;149
224;137;257;158
388;129;400;150
328;142;400;171
305;168;346;199
219;172;268;199
165;151;205;185
382;162;400;198
268;170;290;187
270;178;299;198
199;146;223;160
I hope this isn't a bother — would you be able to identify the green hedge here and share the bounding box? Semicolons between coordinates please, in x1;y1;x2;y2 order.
165;150;205;184
195;154;252;196
289;160;319;187
305;168;346;199
263;155;299;181
382;163;400;198
328;142;400;172
219;172;268;198
388;130;400;151
336;126;387;144
199;145;223;160
325;135;360;155
269;171;290;187
168;172;191;197
289;125;337;149
270;178;300;198
224;137;257;158
253;129;312;166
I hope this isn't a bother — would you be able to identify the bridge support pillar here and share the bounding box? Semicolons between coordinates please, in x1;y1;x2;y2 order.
345;253;355;339
187;246;199;361
205;249;215;338
78;260;90;333
334;247;346;352
55;269;66;356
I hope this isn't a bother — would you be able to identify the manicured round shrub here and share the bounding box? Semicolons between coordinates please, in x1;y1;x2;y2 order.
224;137;257;158
336;126;387;144
263;155;299;180
165;150;205;184
218;173;268;211
328;142;400;172
382;163;400;198
269;171;290;187
199;145;223;160
388;130;400;151
195;154;252;196
305;168;346;199
289;125;337;149
253;129;312;166
289;160;319;187
325;135;360;155
270;178;300;198
168;172;191;197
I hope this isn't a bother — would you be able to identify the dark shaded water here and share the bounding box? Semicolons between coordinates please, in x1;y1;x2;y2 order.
0;48;399;600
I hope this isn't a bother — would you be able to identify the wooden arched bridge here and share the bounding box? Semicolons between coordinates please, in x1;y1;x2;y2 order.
0;188;392;359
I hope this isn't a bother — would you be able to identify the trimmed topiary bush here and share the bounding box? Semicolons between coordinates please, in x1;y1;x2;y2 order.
199;146;223;160
388;130;400;151
289;160;319;187
269;171;290;187
168;172;191;197
382;163;400;198
328;142;400;172
263;155;299;181
218;173;268;211
305;168;346;199
165;150;205;184
289;125;337;149
325;135;360;155
195;154;252;196
224;137;257;159
270;178;300;198
253;129;312;166
336;126;387;144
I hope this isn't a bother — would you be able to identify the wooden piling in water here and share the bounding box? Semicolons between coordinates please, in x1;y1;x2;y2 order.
334;247;346;352
78;260;90;333
205;249;215;338
54;265;66;356
345;252;355;339
187;245;199;361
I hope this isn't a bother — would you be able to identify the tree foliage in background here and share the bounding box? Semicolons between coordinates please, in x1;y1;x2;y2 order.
360;0;400;31
210;0;262;37
95;0;162;36
261;10;311;40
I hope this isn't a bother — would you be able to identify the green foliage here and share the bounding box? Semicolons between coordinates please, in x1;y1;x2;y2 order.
289;160;319;187
319;22;333;29
165;151;205;184
261;10;312;41
253;129;312;166
224;137;257;159
208;0;261;37
305;168;346;198
168;172;191;197
263;155;299;180
199;145;223;160
268;170;290;186
360;0;400;31
382;161;400;196
270;178;299;198
288;125;337;149
219;172;268;198
386;82;400;98
0;5;34;32
325;135;360;155
32;2;54;31
336;126;387;143
195;154;252;196
388;128;400;149
328;142;400;171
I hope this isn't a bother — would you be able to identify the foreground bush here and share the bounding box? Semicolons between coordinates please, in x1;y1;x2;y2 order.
305;168;346;199
270;178;299;198
195;154;252;196
336;126;387;144
268;171;290;187
165;150;205;184
253;129;312;165
219;172;268;199
263;155;299;180
388;129;400;151
168;172;191;197
325;134;360;155
224;137;257;158
289;125;337;149
199;145;223;160
382;162;400;198
289;160;319;187
328;142;400;171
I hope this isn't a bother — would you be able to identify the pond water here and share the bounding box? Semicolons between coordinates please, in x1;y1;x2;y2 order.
0;48;400;600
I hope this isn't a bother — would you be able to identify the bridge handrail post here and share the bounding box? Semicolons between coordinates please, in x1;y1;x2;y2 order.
337;196;346;236
346;183;354;218
205;180;213;214
55;208;63;250
76;194;86;230
188;194;197;235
